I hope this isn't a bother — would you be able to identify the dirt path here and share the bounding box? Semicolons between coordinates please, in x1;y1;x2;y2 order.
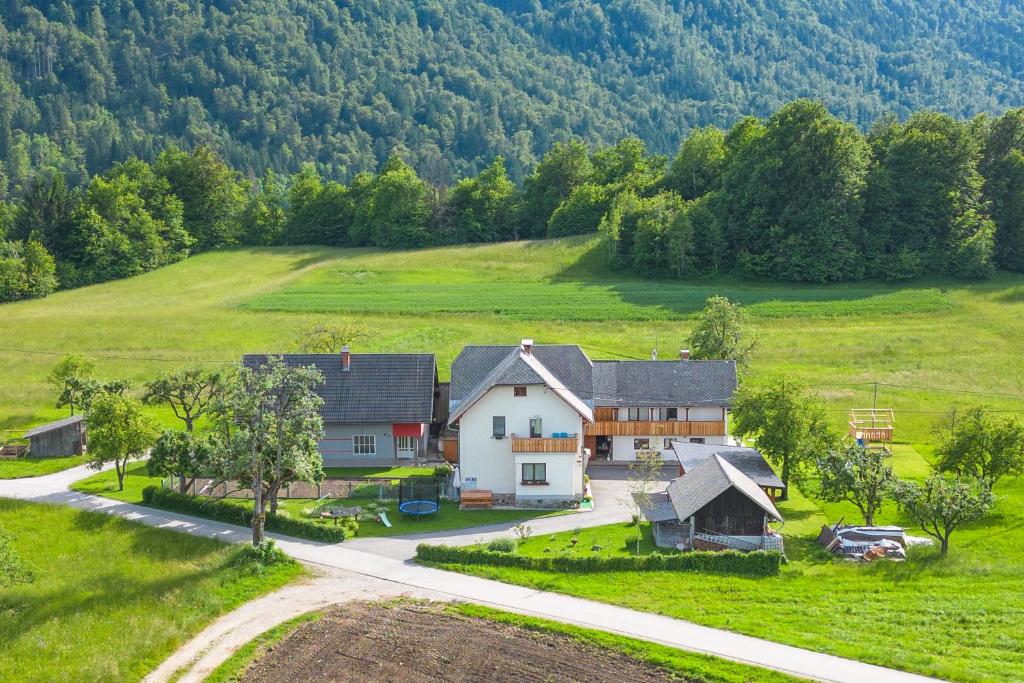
144;566;448;683
242;602;677;682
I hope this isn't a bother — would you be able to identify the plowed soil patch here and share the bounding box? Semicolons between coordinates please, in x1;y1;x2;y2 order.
242;602;682;682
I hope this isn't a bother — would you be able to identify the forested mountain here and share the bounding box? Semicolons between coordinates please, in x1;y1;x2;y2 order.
2;0;1024;195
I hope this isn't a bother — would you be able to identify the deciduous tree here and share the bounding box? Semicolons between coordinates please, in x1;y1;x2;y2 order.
687;296;756;371
730;378;834;497
935;407;1024;490
816;443;896;525
891;475;994;556
143;367;223;432
86;393;159;491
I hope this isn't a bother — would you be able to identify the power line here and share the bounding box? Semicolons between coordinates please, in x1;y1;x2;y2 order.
0;347;232;364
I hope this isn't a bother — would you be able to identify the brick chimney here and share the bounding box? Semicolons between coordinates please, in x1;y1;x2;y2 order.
341;345;351;371
521;339;534;355
680;349;690;361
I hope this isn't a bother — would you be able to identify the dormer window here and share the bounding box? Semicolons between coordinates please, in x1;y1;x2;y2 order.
513;386;527;397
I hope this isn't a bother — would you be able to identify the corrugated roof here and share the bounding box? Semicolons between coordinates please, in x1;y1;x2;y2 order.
23;414;84;439
665;454;782;522
592;360;737;407
242;353;436;424
671;442;785;490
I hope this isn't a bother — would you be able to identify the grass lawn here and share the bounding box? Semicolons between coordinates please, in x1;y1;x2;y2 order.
321;466;436;479
71;461;561;539
0;455;86;479
0;498;301;682
425;445;1024;682
2;237;1024;442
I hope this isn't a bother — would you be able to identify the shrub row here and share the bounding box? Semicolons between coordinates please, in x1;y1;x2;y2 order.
415;543;782;576
141;486;349;543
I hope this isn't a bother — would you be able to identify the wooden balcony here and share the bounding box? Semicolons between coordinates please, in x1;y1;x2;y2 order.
584;420;726;437
510;434;579;453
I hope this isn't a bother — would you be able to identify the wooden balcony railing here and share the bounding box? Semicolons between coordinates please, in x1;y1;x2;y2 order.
510;434;579;453
584;421;726;437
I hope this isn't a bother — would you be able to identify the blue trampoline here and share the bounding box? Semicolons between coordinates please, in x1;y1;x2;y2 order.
399;500;439;517
398;477;442;520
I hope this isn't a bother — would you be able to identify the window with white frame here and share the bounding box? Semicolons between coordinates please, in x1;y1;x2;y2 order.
493;416;506;438
634;438;651;451
666;407;678;421
663;437;674;449
353;434;376;455
513;386;528;397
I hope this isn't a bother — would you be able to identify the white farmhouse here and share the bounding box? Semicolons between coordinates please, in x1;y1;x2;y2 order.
448;340;737;507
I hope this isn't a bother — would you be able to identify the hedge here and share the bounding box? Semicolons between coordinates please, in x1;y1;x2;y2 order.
416;543;782;576
142;486;351;543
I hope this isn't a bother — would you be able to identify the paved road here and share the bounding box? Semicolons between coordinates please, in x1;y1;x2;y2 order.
0;465;942;683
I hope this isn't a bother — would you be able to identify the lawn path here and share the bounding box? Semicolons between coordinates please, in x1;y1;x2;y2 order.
143;568;447;683
0;466;941;683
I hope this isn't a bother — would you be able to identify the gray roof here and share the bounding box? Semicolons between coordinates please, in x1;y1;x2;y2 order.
242;354;436;424
449;345;593;405
448;349;594;425
638;491;678;523
662;454;782;523
23;414;84;439
593;360;737;407
671;442;785;490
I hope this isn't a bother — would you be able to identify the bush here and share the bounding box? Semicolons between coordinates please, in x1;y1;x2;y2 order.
142;486;348;543
415;543;783;577
486;537;517;553
232;539;290;567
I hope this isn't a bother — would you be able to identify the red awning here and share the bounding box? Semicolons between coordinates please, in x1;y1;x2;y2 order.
392;423;425;437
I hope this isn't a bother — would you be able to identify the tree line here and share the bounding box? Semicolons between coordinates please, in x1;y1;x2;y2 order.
4;99;1024;303
4;0;1023;197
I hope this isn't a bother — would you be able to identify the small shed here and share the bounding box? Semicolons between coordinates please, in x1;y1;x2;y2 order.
23;415;87;457
640;454;783;552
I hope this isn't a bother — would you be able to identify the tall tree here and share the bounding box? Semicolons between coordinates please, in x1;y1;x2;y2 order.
450;157;516;243
687;296;757;372
863;112;995;279
293;319;368;354
366;157;430;249
154;146;245;250
86;393;159;491
520;140;593;237
816;443;896;525
210;361;324;545
980;108;1024;272
719;100;870;283
148;430;213;495
730;378;834;496
664;126;727;200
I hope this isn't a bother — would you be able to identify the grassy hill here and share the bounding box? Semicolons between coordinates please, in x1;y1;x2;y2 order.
3;236;1024;442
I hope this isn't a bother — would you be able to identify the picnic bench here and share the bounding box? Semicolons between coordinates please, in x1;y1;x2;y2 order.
460;489;493;510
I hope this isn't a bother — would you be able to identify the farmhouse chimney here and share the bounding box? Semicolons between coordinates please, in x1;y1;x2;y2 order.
680;349;690;361
341;346;351;371
521;339;534;355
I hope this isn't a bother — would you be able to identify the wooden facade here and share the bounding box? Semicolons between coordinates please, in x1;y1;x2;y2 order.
441;438;459;462
510;434;578;453
694;487;768;536
26;420;87;458
584;420;725;437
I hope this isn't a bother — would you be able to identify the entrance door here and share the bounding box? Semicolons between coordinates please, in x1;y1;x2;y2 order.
396;436;416;460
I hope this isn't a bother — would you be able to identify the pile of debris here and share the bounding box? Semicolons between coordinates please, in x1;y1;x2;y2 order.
818;519;930;561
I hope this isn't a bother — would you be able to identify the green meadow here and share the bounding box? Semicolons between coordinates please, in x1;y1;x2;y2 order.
0;499;300;682
426;444;1024;682
2;236;1024;443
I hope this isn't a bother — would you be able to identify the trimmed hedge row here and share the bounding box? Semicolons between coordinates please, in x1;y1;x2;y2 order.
416;543;782;576
141;486;349;543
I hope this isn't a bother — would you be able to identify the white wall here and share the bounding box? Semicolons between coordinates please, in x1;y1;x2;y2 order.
514;452;582;500
611;433;729;462
458;384;583;497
